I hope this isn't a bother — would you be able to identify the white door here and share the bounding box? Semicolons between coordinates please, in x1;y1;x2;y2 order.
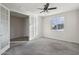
0;4;10;54
29;15;39;40
29;16;34;40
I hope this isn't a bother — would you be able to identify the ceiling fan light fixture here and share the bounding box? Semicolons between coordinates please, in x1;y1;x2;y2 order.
38;3;57;13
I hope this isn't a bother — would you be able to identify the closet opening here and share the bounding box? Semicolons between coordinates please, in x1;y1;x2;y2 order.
10;11;29;42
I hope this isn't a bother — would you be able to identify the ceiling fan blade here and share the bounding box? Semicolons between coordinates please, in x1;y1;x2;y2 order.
40;11;44;13
48;7;57;10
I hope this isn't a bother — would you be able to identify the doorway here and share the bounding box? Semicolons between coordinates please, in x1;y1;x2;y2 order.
10;11;29;42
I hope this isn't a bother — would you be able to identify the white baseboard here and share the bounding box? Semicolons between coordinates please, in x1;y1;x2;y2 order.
44;36;79;44
0;45;10;55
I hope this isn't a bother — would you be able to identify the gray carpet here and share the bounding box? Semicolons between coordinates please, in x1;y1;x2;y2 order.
2;38;79;55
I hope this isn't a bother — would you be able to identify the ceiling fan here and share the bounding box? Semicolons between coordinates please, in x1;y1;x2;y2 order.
38;3;57;13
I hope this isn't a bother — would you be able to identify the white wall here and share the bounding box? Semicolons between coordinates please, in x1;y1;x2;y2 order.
42;10;79;43
10;16;29;39
38;16;44;37
76;10;79;40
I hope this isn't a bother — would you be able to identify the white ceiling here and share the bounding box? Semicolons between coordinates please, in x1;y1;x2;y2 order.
3;3;79;16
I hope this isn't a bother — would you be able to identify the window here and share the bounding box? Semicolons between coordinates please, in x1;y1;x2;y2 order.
50;16;64;31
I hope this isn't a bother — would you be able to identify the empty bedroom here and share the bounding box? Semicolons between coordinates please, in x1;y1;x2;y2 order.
0;3;79;55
